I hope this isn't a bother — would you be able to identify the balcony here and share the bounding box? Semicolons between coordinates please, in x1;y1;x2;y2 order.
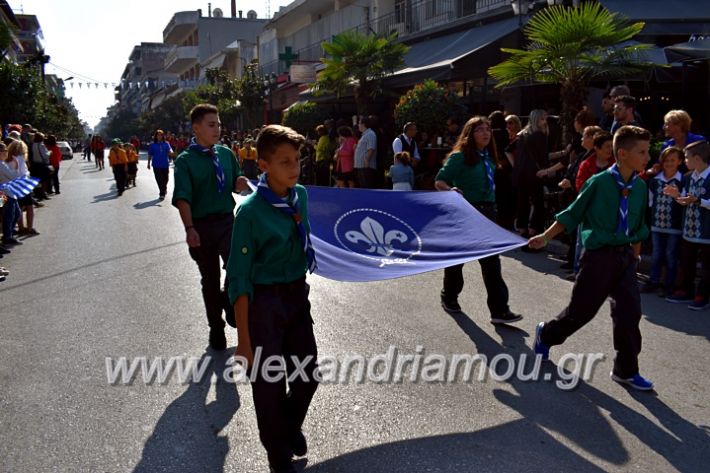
163;11;199;44
164;45;199;74
358;0;510;40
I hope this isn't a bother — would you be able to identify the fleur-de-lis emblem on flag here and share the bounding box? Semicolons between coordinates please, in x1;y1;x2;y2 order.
345;217;408;257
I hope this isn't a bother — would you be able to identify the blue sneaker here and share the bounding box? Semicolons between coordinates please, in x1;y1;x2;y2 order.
534;322;550;361
610;372;654;391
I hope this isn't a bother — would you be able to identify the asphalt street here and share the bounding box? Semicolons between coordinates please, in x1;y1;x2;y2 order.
1;154;708;472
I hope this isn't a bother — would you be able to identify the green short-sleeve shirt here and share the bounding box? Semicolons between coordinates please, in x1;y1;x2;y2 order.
556;170;649;250
172;145;242;219
226;185;311;303
435;151;495;205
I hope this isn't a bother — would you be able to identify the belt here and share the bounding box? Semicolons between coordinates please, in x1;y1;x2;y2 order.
254;276;306;295
592;244;632;253
193;213;233;224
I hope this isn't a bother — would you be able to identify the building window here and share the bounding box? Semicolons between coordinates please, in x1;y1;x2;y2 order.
395;0;405;23
425;0;438;19
460;0;476;17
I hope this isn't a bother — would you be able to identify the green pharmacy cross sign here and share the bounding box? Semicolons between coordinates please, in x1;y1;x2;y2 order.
279;46;299;69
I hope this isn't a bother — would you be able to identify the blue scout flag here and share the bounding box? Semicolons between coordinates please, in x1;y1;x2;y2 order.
305;187;526;282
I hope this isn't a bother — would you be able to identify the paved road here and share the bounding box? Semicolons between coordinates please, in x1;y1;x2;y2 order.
1;154;708;472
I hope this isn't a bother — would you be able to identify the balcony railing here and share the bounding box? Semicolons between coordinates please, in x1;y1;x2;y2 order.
163;11;199;44
355;0;509;38
260;0;509;76
164;45;199;73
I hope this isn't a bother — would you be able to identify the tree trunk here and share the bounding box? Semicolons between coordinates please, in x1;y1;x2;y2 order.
559;78;587;146
355;78;370;117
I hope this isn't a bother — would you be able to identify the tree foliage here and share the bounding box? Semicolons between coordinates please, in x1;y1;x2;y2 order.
282;101;327;139
394;80;466;139
314;30;409;115
488;2;655;142
236;61;266;130
128;61;266;137
0;61;85;139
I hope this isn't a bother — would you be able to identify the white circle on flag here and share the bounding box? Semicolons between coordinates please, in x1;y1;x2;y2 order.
333;208;422;264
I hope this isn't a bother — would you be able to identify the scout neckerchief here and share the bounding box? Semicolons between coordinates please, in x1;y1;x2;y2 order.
189;139;225;193
480;149;495;193
256;173;317;273
609;163;638;236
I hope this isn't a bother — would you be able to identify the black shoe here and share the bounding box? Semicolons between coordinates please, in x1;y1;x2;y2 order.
559;261;573;270
209;329;227;350
290;430;307;457
270;464;296;473
490;311;523;325
640;281;660;293
159;195;165;201
0;246;10;254
2;238;21;245
441;298;462;314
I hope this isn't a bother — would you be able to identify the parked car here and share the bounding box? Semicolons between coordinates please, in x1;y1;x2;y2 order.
57;141;73;160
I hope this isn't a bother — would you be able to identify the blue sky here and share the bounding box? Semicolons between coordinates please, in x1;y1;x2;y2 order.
12;0;293;128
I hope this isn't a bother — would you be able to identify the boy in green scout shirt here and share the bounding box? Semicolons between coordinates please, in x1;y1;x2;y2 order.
227;125;318;473
528;125;653;391
173;103;249;351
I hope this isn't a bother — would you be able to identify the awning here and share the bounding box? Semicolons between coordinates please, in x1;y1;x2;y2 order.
616;40;673;66
666;38;710;61
387;17;521;87
600;0;710;21
202;53;226;71
600;0;710;35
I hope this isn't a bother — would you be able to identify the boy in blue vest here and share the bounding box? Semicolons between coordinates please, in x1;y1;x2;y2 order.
665;140;710;309
528;126;654;391
227;125;318;473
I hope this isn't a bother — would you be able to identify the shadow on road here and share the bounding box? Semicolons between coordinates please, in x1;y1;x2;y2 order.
133;350;241;473
639;292;710;343
506;248;576;282
510;249;710;342
306;422;605;472
438;309;709;472
133;199;164;210
92;190;119;203
0;241;184;293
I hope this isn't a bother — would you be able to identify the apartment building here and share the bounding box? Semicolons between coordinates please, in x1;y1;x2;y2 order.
162;7;266;90
14;13;42;65
259;0;515;116
117;43;177;115
0;1;22;62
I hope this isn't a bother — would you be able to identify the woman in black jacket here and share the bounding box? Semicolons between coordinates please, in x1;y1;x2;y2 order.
512;109;549;237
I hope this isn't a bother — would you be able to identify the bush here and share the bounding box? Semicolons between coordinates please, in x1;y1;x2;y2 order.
282;101;327;139
394;79;465;139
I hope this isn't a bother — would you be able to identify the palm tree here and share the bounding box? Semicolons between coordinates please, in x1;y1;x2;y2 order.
314;30;409;116
488;2;655;143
